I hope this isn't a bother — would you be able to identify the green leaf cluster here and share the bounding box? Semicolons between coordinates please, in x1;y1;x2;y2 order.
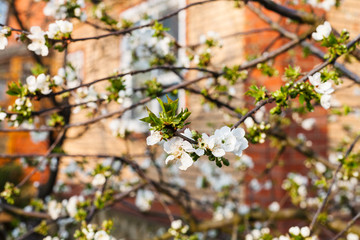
6;81;24;97
119;19;134;29
150;53;176;66
192;51;212;68
95;189;114;210
144;78;163;98
47;113;65;127
246;122;270;144
152;21;170;38
322;31;350;60
257;63;279;77
140;96;191;139
106;76;126;101
245;85;268;103
321;68;340;85
0;182;20;205
284;65;301;81
271;81;318;115
223;66;248;85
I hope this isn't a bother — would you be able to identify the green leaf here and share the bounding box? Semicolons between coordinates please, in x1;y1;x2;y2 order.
299;94;305;104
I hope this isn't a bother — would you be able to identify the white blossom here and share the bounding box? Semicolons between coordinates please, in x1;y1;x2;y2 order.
238;204;250;215
47;20;73;39
0;27;9;50
47;200;62;219
228;87;236;96
347;233;359;240
44;0;66;19
301;118;316;131
171;219;182;230
213;202;235;220
61;65;80;88
235;154;254;169
268;201;280;212
26;74;52;95
249;179;262;192
309;72;334;110
308;72;321;86
244;117;255;128
278;236;290;240
264;180;272;190
214;126;237;152
308;0;335;11
0;112;6;121
53;67;66;86
315;81;334;95
65;195;82;218
94;230;110;240
320;94;332;109
135;189;154;211
146;131;162;145
163;137;195;170
92;173;106;187
291;173;308;186
312;21;332;41
199;133;225;157
300;226;310;238
298;185;307;197
123;22;172;69
213;173;234;191
289;226;300;236
315;162;326;173
27;26;48;56
231;127;249;156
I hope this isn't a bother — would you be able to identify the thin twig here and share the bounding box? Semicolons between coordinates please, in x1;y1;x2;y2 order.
309;134;360;231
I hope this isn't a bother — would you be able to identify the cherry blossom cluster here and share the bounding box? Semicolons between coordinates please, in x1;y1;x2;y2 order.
282;173;309;206
0;20;73;56
168;219;190;238
109;119;132;137
245;228;272;240
213;202;237;221
27;73;53;95
347;233;360;240
135;189;155;211
0;26;10;50
47;20;74;39
147;126;248;170
196;161;235;192
312;21;332;41
43;0;87;21
308;72;334;109
72;86;102;113
192;31;222;67
55;64;81;89
73;223;115;240
47;195;83;219
245;226;315;240
27;26;49;56
123;20;174;70
307;0;336;11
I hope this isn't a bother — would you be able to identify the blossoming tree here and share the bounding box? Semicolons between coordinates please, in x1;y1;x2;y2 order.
0;0;360;239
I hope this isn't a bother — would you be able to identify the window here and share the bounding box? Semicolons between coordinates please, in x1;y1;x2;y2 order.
0;0;9;25
0;62;10;102
120;0;186;131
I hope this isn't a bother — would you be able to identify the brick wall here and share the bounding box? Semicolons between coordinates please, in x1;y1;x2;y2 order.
327;0;360;150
